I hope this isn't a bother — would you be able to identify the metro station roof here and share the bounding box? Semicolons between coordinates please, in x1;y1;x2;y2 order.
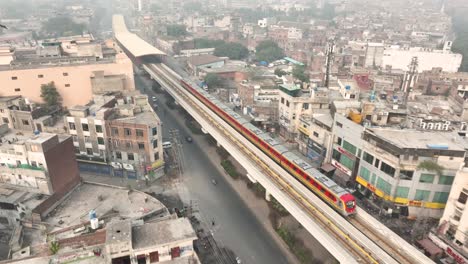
112;14;166;57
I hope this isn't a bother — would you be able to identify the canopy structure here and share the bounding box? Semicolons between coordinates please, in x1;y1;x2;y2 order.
112;14;166;58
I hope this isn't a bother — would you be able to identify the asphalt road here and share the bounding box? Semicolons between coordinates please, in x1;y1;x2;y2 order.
134;73;290;264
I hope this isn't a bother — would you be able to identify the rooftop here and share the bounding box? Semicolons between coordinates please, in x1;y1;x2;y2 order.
188;54;224;67
132;218;196;250
369;128;465;151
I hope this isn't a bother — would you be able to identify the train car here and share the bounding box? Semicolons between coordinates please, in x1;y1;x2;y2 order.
179;78;356;216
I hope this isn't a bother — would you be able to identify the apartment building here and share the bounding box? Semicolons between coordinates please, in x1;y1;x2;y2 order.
330;114;466;217
0;38;135;107
296;113;334;166
433;168;468;261
278;84;329;140
66;94;164;180
0;126;80;196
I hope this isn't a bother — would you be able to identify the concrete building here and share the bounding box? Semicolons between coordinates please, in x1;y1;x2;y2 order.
278;84;329;140
382;45;462;73
0;127;80;196
297;113;334;166
187;54;225;76
434;168;468;262
106;218;198;264
66;93;164;180
0;39;135;107
364;42;384;68
330;114;466;217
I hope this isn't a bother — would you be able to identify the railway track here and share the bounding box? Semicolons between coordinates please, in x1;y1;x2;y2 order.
149;63;388;263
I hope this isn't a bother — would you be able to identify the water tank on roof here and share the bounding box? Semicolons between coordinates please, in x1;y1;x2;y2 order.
345;85;351;90
392;95;398;103
33;130;40;135
89;209;97;220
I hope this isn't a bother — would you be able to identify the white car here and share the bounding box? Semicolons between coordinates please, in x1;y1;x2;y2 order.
152;96;157;101
236;257;242;264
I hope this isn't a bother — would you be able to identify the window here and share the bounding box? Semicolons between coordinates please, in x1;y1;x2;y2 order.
458;192;467;204
69;122;76;130
86;148;93;155
281;97;284;104
31;161;37;167
342;140;357;155
95;125;102;133
339;155;355;170
82;123;89;131
124;128;132;136
357;149;362;158
2;117;9;124
11;76;17;80
363;152;374;164
376;177;392;195
400;170;414;180
414;190;431;201
22;120;29;126
153;140;158;148
337;137;342;146
303;103;309;109
112;127;119;136
360;166;371;181
375;159;380;168
154;152;160;160
138;142;145;149
97;137;104;145
380;162;395;177
65;84;70;87
74;147;80;153
395;187;409;198
125;141;132;149
38;74;43;78
116;151;122;159
286;101;290;107
152;127;157;136
313;131;319;137
72;135;78;142
83;136;90;143
419;173;435;183
63;72;68;76
336;121;343;128
128;153;134;161
433;192;449;203
136;129;144;137
14;88;20;92
438;175;454;185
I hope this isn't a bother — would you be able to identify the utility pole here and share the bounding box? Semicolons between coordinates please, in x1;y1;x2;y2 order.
325;38;335;89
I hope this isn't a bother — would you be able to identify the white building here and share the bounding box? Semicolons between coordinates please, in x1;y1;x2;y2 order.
382;44;462;73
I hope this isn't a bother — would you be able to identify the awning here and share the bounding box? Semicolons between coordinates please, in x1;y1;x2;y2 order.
321;163;335;172
416;238;443;257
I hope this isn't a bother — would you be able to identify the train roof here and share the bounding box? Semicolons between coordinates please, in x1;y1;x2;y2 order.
258;133;281;146
304;168;349;197
244;123;265;135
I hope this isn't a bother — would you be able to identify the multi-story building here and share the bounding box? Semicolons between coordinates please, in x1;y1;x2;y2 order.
329;114;466;217
433;168;468;262
0;126;80;196
66;93;164;180
296;113;334;166
0;37;135;107
278;84;330;140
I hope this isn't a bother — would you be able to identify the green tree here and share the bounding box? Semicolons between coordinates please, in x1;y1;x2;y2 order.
214;42;249;60
204;73;224;89
42;16;85;37
166;24;187;37
292;65;310;83
274;68;287;77
194;38;226;49
40;82;62;109
255;40;285;62
49;240;60;255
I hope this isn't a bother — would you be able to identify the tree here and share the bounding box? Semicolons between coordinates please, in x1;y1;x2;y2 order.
204;73;224;89
274;68;287;77
166;24;187;37
292;65;310;83
194;38;226;49
255;40;285;62
40;82;62;109
42;16;85;37
214;42;249;60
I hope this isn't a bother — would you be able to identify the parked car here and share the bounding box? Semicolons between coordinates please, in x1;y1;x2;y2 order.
152;96;157;102
185;136;193;143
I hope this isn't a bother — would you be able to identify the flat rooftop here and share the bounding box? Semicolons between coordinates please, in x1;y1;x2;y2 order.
132;218;196;250
45;183;166;232
370;128;465;151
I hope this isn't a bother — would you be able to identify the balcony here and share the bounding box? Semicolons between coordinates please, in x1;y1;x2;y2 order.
449;216;461;226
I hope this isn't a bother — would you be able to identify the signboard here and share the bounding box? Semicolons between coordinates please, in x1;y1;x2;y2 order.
447;246;467;264
331;159;352;176
298;126;309;136
408;200;424;207
337;146;356;159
